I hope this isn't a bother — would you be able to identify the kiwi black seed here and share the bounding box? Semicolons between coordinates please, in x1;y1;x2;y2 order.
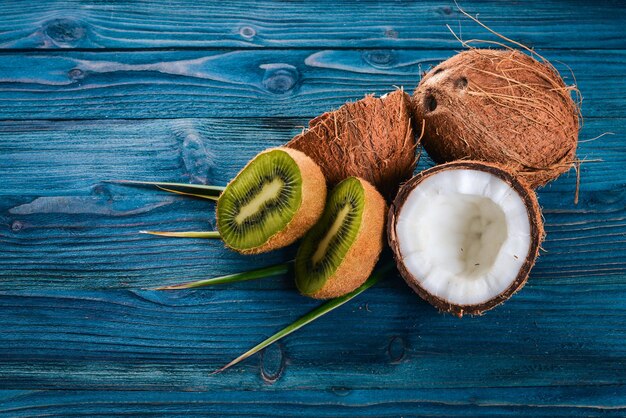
295;177;386;299
216;147;326;254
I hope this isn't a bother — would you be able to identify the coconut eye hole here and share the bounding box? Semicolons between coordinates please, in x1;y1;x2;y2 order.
455;77;468;90
424;94;438;112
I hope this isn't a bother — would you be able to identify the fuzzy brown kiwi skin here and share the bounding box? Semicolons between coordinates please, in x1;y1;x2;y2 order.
412;49;579;188
216;147;327;255
307;178;387;299
387;161;544;317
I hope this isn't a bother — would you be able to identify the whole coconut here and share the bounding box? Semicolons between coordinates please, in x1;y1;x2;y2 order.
413;49;579;188
287;89;416;200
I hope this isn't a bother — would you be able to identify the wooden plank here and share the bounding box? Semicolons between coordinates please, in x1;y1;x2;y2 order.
1;1;624;415
1;388;624;417
0;117;619;197
0;49;623;120
0;117;623;290
0;0;624;50
0;283;625;391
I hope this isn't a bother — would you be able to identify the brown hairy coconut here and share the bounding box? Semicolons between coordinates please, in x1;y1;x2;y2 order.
388;161;544;317
287;89;417;199
413;49;579;188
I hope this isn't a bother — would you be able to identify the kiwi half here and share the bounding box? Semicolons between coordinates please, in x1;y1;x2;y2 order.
217;147;326;254
295;177;386;299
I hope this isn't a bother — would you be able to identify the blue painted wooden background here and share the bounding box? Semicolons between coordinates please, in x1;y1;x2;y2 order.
1;0;625;416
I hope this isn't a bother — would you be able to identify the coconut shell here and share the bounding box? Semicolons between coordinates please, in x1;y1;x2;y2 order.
217;147;326;255
387;161;544;317
413;49;579;188
309;178;386;299
287;89;417;200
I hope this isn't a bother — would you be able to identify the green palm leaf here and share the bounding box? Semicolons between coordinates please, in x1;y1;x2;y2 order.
140;230;221;239
155;262;293;290
212;262;393;374
107;180;224;201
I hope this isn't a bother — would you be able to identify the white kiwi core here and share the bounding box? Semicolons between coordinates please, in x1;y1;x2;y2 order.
235;178;284;225
312;204;350;265
395;169;531;306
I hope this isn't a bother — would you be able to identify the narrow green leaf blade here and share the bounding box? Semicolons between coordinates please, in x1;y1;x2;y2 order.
107;180;224;200
212;262;394;375
157;186;219;201
140;230;221;239
155;261;293;290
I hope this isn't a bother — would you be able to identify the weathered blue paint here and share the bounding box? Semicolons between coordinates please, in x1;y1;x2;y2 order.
0;0;624;49
0;0;625;415
0;49;623;120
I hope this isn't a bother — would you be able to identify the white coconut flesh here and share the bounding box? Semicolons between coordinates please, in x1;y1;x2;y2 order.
395;169;532;306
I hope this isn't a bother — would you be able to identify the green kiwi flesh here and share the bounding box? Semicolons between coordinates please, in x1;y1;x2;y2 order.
295;177;365;295
217;149;303;252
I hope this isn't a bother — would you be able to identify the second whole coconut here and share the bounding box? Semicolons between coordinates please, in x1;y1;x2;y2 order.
413;49;579;188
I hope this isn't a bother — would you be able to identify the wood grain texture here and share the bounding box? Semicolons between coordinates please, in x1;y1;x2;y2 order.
0;49;623;120
0;0;624;50
0;117;624;290
1;388;624;417
1;284;626;392
1;0;625;415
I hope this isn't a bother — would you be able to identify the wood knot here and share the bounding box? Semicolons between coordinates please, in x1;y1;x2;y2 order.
172;121;215;184
330;386;352;397
362;50;397;68
384;28;398;39
259;342;285;383
239;26;256;39
44;19;85;46
387;336;407;363
11;220;23;232
439;6;454;16
260;64;299;95
68;68;85;81
91;183;112;199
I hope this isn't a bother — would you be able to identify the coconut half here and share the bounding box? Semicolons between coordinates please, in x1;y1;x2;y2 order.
388;161;544;317
287;89;416;200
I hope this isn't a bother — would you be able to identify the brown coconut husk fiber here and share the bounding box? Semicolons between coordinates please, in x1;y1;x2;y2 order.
413;48;580;188
287;89;417;200
411;5;581;189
